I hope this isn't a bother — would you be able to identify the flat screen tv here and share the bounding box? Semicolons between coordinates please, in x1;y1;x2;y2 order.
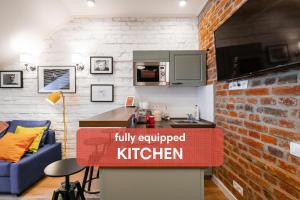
215;0;300;81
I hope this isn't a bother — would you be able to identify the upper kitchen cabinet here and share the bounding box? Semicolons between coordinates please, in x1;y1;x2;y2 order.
170;51;207;86
133;51;170;62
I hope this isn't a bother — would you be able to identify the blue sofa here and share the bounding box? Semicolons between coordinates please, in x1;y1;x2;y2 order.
0;120;62;195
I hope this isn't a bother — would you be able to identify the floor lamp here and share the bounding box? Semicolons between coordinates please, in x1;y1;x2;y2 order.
46;91;67;159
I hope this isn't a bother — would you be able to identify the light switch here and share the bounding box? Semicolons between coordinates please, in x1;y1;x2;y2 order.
290;142;300;158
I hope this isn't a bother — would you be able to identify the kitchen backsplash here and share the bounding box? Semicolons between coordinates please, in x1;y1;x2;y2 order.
135;85;214;121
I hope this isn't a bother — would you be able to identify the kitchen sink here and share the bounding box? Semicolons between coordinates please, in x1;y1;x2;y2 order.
170;119;215;128
172;120;209;125
173;120;198;124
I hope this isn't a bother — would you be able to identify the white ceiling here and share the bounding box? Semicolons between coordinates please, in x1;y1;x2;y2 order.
0;0;207;66
62;0;208;17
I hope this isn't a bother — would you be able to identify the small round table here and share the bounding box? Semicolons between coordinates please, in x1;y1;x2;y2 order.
44;158;86;200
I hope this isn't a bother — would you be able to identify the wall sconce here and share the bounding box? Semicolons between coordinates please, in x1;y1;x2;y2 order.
20;54;37;71
72;54;85;71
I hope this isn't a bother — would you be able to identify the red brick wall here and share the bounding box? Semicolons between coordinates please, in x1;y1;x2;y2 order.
199;0;300;199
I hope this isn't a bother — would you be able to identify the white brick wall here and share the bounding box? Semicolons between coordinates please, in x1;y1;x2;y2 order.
0;17;204;157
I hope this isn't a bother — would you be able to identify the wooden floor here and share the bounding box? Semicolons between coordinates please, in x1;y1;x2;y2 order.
205;178;228;200
0;172;227;200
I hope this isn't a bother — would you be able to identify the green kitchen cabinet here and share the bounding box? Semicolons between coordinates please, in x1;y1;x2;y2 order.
133;50;170;62
170;50;207;86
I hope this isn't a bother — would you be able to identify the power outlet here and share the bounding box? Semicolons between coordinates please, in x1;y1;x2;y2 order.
229;80;248;90
233;180;243;196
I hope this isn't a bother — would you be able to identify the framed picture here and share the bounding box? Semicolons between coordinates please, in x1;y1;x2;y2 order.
91;84;114;102
38;66;76;93
90;56;113;74
125;96;135;107
0;71;23;88
267;44;290;64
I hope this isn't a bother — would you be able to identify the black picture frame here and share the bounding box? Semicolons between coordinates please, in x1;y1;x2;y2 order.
91;84;114;102
37;66;76;93
90;56;113;74
0;71;23;88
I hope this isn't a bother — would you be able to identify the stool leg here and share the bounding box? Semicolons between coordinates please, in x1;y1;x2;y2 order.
96;168;100;178
75;181;86;200
82;167;89;192
59;191;69;200
61;190;76;200
52;190;60;200
88;167;94;191
82;166;100;194
68;191;76;200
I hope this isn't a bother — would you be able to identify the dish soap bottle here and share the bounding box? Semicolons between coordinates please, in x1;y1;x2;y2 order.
194;105;200;121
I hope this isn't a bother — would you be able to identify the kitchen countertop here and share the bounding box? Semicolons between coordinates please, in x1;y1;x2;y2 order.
79;107;137;127
79;107;215;128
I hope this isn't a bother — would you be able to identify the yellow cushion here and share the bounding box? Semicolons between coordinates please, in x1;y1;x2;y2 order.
15;126;47;153
0;133;38;162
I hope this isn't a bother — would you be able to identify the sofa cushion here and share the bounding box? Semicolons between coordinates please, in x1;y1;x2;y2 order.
0;133;38;162
42;130;56;145
0;161;11;176
7;120;51;146
40;131;49;146
15;126;47;153
7;120;51;133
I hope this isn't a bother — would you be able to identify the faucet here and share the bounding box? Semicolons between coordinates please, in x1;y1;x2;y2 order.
187;114;194;121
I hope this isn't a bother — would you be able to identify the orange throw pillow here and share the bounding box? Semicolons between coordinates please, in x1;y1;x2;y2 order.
0;132;38;162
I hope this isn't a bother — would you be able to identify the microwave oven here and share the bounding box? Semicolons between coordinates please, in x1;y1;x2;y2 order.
134;62;169;86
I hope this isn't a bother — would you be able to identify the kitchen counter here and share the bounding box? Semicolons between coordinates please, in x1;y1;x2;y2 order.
78;106;214;200
79;107;137;127
79;106;215;128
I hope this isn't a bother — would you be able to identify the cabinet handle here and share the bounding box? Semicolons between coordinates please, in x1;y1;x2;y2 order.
172;82;183;85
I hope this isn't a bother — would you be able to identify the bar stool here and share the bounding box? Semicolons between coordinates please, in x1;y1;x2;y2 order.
81;136;109;194
44;158;86;200
82;167;100;194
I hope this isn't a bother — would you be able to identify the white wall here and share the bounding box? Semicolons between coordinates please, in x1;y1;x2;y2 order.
0;17;213;157
0;0;70;66
197;84;215;122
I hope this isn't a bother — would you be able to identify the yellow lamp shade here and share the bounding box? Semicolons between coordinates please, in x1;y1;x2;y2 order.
47;92;62;105
45;91;67;159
